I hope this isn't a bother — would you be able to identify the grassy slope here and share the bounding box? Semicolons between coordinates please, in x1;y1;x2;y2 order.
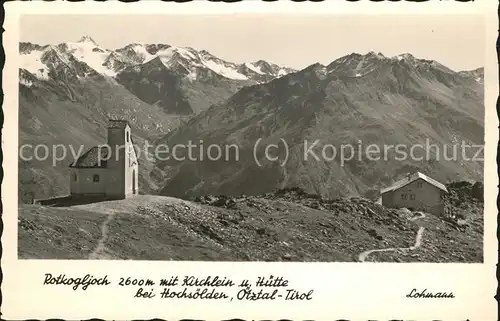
18;190;483;262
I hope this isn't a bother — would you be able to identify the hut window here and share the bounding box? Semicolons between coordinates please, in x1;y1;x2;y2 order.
127;131;130;143
417;182;423;188
401;194;407;200
410;194;415;200
73;173;77;182
93;174;100;183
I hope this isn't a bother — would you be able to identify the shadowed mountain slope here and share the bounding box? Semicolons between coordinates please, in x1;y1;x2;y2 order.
155;52;484;199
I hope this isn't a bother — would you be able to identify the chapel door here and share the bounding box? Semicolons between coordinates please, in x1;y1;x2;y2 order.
132;170;136;194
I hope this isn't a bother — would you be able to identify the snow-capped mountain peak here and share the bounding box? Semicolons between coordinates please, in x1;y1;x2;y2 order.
322;51;474;81
393;53;415;61
326;51;382;77
77;36;98;45
64;39;115;76
19;36;297;83
458;67;484;84
366;51;386;59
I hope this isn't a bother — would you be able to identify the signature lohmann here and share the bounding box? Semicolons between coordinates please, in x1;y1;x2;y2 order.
406;288;455;299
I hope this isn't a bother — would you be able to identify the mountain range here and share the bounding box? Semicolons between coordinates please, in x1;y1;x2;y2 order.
18;36;484;203
155;52;484;199
20;36;295;114
21;36;295;81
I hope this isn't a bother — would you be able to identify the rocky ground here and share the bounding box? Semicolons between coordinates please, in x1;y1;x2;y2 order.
18;182;483;262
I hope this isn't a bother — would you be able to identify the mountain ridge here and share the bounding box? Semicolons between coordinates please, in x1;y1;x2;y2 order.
155;51;484;199
20;37;296;84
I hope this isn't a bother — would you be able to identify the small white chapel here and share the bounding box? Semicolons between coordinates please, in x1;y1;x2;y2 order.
69;119;139;199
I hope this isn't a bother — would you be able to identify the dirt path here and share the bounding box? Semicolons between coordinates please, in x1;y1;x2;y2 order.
88;213;115;260
358;212;426;262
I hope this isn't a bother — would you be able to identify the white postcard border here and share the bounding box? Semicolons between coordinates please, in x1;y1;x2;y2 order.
1;1;497;320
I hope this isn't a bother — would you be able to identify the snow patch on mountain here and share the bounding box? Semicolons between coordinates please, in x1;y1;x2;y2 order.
393;53;415;62
277;69;289;77
160;46;198;61
19;71;36;87
202;58;248;80
131;44;161;63
458;68;484;85
20;78;33;87
115;43;154;64
21;49;50;80
65;41;116;76
245;62;265;75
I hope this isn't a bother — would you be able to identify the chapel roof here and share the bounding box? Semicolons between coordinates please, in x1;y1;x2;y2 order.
69;146;109;168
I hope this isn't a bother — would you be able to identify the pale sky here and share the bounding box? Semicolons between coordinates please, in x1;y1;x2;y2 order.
20;14;484;71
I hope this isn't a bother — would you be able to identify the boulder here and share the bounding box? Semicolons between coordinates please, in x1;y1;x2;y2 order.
471;182;483;202
397;208;412;216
